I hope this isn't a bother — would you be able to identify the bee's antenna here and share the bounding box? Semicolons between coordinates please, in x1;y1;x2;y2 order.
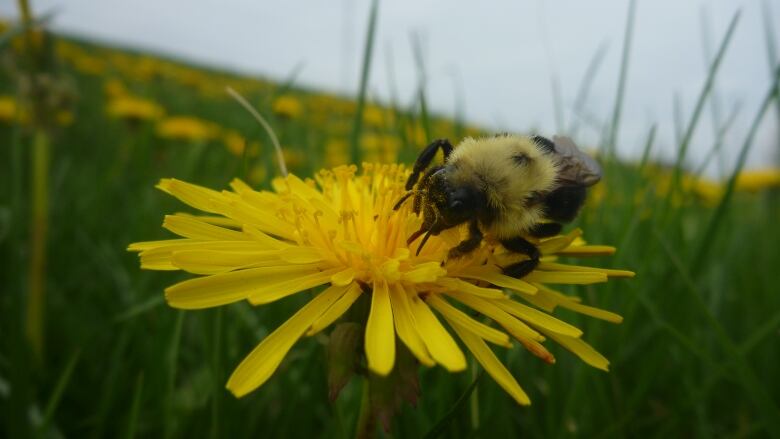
416;229;434;256
225;86;288;177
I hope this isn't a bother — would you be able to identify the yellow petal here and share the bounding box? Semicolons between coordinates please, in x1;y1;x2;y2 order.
380;259;401;282
545;331;610;371
128;238;195;252
401;262;447;283
494;299;583;337
449;321;530;405
523;271;607;285
163;214;245;241
427;294;511;347
226;284;346;397
165;264;321;309
241;225;292;249
408;294;466;372
175;213;242;228
457;268;537;295
248;267;342;305
556;245;616;256
537;262;634;278
364;280;395;376
518;338;556;364
536;228;582;254
279;246;325;264
388;285;435;366
157;178;230;215
446;290;544;342
171;250;283;275
225;202;295;240
436;277;506;299
140;241;273;271
331;267;357;286
307;283;362;336
557;301;623;323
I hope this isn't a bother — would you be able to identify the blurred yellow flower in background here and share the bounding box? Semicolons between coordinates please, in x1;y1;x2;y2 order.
222;130;261;157
735;168;780;192
107;95;165;122
129;164;632;404
103;79;129;99
362;103;389;128
0;96;23;124
272;95;303;119
282;148;306;169
324;138;350;167
156;116;220;142
361;133;401;163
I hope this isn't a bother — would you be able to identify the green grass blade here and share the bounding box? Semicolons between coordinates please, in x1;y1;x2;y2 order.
423;371;483;439
210;309;223;439
411;32;432;142
272;62;306;100
38;350;80;435
164;311;185;439
666;12;740;202
569;41;609;136
113;295;164;322
605;0;637;155
124;372;145;439
0;9;56;48
654;229;780;438
692;64;780;274
762;0;780;132
637;124;657;172
349;0;380;163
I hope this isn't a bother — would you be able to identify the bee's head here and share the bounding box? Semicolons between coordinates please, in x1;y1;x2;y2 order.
424;169;483;234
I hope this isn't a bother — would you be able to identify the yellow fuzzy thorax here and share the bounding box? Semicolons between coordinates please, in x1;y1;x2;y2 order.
448;135;558;238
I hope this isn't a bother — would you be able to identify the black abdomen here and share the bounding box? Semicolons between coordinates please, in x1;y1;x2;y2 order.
542;186;587;223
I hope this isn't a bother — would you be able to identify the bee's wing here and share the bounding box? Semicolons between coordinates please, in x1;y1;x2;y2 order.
551;135;602;187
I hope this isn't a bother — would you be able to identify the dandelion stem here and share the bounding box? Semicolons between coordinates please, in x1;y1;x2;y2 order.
27;113;50;360
354;377;375;439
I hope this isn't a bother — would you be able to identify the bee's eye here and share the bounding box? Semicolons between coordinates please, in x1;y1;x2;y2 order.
450;199;464;211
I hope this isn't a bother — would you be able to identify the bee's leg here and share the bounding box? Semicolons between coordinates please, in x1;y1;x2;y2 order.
528;222;562;238
393;190;416;211
447;221;483;260
406;139;453;190
412;165;443;214
500;236;540;279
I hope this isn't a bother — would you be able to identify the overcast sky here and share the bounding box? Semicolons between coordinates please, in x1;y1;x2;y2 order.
2;0;778;175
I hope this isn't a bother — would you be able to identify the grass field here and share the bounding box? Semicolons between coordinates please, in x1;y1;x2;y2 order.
2;7;780;438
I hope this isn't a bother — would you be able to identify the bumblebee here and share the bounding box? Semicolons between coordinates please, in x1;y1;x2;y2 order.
395;134;602;279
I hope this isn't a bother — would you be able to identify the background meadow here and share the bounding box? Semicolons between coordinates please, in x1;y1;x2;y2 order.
1;1;780;437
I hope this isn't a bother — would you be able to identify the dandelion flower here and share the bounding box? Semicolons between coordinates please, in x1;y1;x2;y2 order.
222;130;261;157
0;95;22;124
156;116;220;142
735;168;780;192
106;95;165;122
129;164;632;404
272;95;303;120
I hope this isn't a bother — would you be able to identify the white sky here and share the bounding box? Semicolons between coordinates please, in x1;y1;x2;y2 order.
2;0;779;176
